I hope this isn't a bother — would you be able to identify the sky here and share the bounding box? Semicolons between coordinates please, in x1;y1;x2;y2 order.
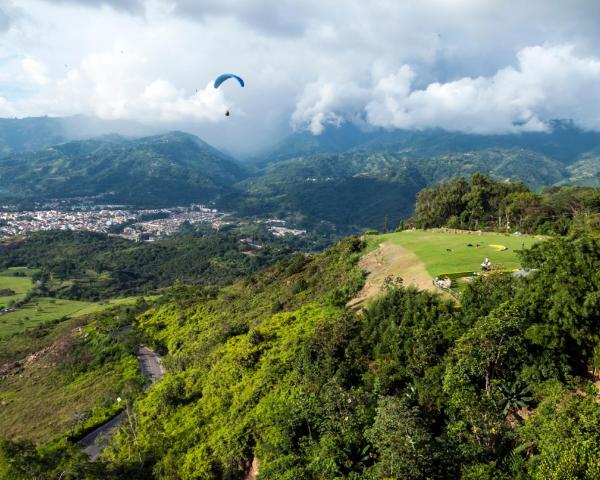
1;0;600;155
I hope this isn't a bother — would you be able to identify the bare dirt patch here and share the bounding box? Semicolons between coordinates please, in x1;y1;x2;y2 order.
243;457;259;480
348;241;436;309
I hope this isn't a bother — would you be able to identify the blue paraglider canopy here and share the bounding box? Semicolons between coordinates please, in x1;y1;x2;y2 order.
214;73;245;89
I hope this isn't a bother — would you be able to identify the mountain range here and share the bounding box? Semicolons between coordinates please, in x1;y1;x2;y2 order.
0;131;246;206
2;117;600;232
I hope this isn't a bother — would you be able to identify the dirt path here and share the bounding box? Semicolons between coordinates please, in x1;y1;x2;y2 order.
347;241;436;309
243;457;259;480
80;345;163;460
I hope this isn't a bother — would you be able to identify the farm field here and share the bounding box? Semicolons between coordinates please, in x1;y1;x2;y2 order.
0;296;142;338
366;229;545;278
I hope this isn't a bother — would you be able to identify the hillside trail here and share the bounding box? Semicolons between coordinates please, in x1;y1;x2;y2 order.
80;345;164;461
347;241;437;309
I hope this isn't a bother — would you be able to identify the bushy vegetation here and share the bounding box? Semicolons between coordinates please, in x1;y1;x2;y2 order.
410;173;600;234
97;232;600;480
0;230;289;300
6;230;600;479
0;300;151;447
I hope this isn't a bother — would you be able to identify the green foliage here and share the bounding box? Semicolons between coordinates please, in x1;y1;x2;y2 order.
0;438;107;480
1;230;288;299
7;198;600;479
0;301;148;444
365;396;434;479
517;383;600;480
411;173;600;235
0;132;247;206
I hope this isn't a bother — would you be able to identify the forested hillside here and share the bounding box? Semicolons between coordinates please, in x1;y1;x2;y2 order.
231;121;600;233
410;173;600;234
6;225;600;479
0;230;288;299
0;132;246;206
2;119;600;234
265;120;600;166
231;150;567;233
223;153;425;233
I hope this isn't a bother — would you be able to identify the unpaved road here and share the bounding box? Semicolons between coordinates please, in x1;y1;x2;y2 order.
80;345;163;460
348;241;437;309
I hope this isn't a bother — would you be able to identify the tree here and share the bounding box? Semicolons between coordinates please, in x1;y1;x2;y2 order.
365;396;434;480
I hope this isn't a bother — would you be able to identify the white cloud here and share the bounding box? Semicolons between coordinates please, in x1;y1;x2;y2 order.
21;56;48;85
2;0;600;153
291;81;369;134
0;97;16;117
53;50;227;122
292;45;600;135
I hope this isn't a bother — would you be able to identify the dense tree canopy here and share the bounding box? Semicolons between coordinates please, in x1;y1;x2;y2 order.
411;173;600;234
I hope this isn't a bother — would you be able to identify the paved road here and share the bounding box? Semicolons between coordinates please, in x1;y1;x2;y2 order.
138;345;165;388
80;345;163;460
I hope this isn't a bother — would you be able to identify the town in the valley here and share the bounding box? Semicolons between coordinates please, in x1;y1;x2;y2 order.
0;204;306;241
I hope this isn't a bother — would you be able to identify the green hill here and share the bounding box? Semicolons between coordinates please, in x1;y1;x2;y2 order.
4;176;600;478
7;230;600;479
226;150;567;234
222;153;426;233
0;132;247;206
266;120;600;165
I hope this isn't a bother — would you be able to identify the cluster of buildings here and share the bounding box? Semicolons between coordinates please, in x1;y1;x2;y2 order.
121;206;227;241
262;219;307;238
0;209;134;236
0;205;227;240
0;206;308;242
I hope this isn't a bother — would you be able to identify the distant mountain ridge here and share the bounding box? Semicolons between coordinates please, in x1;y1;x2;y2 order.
0;131;247;206
0;116;162;157
266;120;600;163
232;120;600;232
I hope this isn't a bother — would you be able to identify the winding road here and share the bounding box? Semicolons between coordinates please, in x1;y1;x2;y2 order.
80;345;164;460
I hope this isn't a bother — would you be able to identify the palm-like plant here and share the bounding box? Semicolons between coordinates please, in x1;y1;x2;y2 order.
497;379;533;420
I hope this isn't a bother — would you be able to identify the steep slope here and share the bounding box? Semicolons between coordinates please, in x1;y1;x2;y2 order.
562;148;600;187
226;148;564;234
233;121;600;234
0;132;247;206
93;232;600;479
414;148;566;188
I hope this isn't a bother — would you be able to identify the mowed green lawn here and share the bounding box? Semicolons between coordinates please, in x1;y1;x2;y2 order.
367;229;545;277
0;296;141;338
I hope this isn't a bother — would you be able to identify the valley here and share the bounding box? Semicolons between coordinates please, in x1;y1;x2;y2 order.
2;123;600;479
2;120;600;237
4;2;600;477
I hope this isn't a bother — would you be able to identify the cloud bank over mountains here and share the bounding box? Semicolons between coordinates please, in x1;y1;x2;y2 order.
1;0;600;153
294;45;600;135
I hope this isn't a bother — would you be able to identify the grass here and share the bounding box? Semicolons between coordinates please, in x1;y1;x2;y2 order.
366;229;544;278
0;350;140;443
0;267;39;277
0;267;36;307
0;296;143;338
0;298;152;443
